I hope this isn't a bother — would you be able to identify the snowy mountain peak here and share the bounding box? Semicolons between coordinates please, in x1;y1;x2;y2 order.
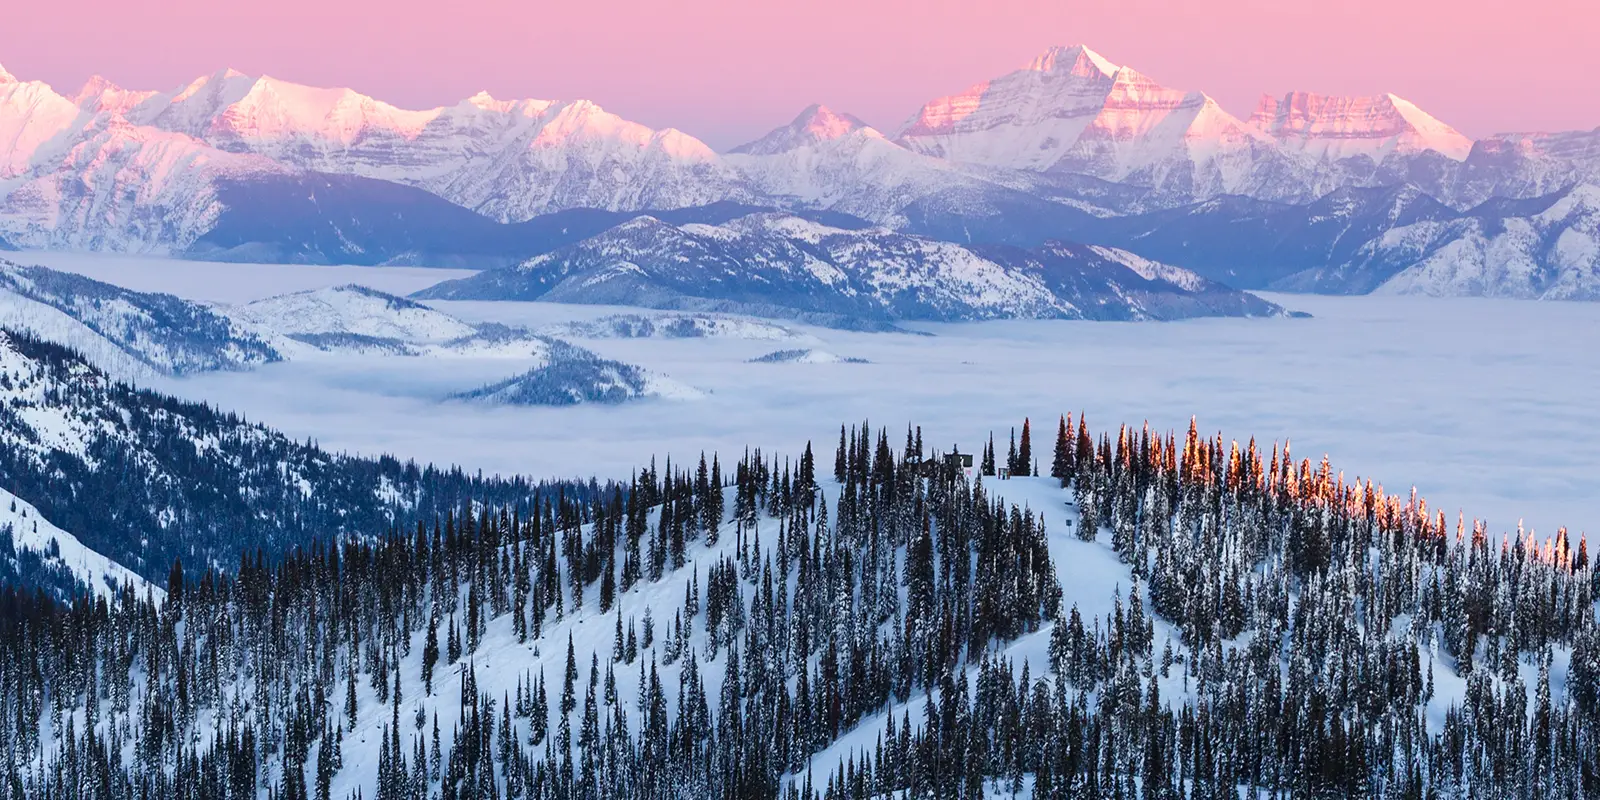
896;42;1271;187
130;67;259;134
0;63;14;84
462;89;527;114
216;74;442;142
1249;90;1472;160
175;68;254;103
728;103;874;155
73;74;118;103
72;75;157;115
1026;44;1120;79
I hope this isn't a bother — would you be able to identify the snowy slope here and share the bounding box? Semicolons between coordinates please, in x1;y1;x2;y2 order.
1449;127;1600;209
1030;183;1460;289
0;67;291;252
0;486;157;600
452;339;705;406
7;52;1600;303
0;327;573;583
0;259;281;375
0;62;751;253
230;283;480;343
724;104;1091;230
1279;183;1600;298
0;67;82;180
217;283;697;398
318;467;1071;800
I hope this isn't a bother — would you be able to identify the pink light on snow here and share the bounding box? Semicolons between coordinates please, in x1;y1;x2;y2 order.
0;0;1594;150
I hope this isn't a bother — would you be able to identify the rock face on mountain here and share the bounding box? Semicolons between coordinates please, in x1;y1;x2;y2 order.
415;212;1288;323
1248;91;1473;162
894;45;1307;206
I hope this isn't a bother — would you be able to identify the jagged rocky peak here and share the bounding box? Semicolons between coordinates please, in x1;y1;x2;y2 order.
128;67;258;133
1249;90;1472;160
894;41;1270;194
72;75;157;115
729;103;875;155
1025;43;1121;78
896;43;1124;144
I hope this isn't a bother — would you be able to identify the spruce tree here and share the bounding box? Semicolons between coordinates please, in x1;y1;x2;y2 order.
1017;417;1033;477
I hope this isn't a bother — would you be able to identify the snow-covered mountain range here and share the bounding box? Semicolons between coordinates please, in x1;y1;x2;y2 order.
1281;184;1600;298
3;49;1600;299
414;212;1289;323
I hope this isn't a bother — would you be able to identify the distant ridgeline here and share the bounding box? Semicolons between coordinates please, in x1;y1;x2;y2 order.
0;409;1595;799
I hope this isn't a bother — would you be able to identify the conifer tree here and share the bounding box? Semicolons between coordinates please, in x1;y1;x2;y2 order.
1017;417;1033;477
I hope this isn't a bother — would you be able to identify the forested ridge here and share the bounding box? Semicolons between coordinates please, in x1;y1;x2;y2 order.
0;416;1595;800
0;329;606;585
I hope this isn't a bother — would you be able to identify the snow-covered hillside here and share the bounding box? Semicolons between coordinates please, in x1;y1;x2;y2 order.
1276;183;1600;298
540;313;808;342
5;412;1589;799
748;348;867;364
0;259;281;376
415;212;1288;323
0;68;289;252
724;104;1075;229
0;326;579;586
0;486;155;600
231;283;479;343
452;339;704;405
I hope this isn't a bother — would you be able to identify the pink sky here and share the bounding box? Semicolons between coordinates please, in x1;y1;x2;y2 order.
3;0;1594;149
